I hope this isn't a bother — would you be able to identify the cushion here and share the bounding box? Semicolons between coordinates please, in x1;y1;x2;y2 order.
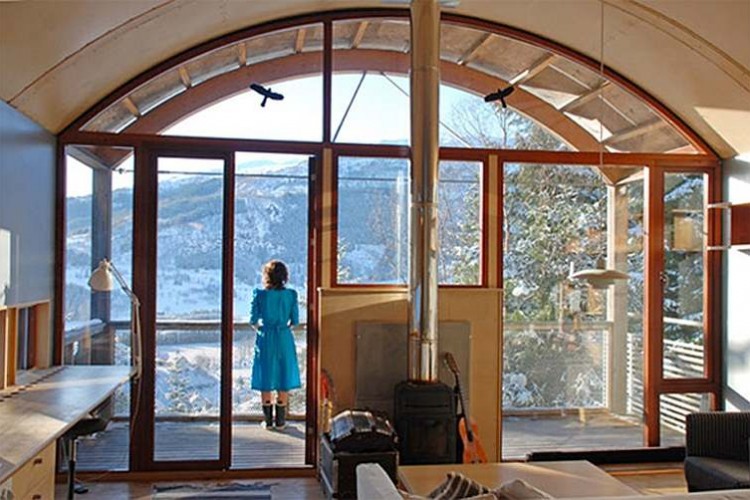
685;456;750;492
426;472;492;499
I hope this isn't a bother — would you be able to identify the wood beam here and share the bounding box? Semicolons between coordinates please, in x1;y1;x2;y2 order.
351;21;369;49
508;54;556;86
237;42;247;67
457;33;492;65
178;67;192;89
604;119;668;146
560;81;611;112
597;166;642;186
122;97;141;118
295;28;307;54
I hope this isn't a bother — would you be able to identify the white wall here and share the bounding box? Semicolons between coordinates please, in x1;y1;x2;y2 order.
723;156;750;410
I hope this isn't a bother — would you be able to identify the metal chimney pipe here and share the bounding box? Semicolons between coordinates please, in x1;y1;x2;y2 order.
408;0;440;383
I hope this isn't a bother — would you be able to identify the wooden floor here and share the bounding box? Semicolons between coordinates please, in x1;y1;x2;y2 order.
56;466;688;499
75;421;306;471
503;413;684;459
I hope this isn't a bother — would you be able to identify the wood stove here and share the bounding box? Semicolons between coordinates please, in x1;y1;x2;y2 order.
394;381;456;464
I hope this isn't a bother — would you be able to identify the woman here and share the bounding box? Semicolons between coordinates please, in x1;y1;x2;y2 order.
250;260;301;430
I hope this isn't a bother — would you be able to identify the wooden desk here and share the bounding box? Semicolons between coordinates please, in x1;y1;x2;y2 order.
0;365;131;491
399;461;639;498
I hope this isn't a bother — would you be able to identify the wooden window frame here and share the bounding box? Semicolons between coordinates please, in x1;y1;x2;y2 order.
53;8;723;475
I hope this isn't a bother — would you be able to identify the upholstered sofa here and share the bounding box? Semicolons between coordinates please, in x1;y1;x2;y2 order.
356;463;750;500
684;412;750;492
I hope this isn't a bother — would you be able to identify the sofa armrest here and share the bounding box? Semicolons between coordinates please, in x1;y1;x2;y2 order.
686;412;750;462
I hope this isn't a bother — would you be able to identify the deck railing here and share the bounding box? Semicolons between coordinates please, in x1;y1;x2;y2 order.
64;319;308;418
626;332;706;434
502;321;612;411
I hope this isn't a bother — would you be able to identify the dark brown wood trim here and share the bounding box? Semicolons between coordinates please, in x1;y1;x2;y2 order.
643;163;662;447
731;203;750;245
481;158;490;287
27;305;37;368
496;157;504;291
323;20;333;145
53;141;66;365
330;152;340;287
659;379;718;393
441;148;717;168
220;152;235;469
130;145;154;471
709;171;723;396
305;154;322;466
72;466;315;483
440;148;488;162
61;131;322;155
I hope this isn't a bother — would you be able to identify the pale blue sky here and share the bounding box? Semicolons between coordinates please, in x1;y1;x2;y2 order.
67;73;479;196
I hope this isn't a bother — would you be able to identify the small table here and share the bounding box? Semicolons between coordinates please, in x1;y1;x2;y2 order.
398;461;639;498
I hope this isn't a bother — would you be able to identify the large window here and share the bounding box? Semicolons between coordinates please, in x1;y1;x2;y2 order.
58;11;719;472
438;161;483;285
336;156;409;285
662;173;707;379
502;162;646;459
63;145;134;471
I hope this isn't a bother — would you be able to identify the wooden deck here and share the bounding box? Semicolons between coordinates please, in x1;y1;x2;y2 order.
73;413;685;470
75;421;306;471
503;413;684;459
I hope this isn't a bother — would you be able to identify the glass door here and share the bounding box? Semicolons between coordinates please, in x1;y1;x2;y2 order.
141;152;232;470
231;152;313;469
655;169;719;446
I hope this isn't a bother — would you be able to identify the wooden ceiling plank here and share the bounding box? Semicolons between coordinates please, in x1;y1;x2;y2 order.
237;42;247;66
351;21;369;49
458;33;492;65
604;118;667;145
560;81;611;112
295;28;307;54
178;67;192;89
597;166;642;186
509;53;557;86
121;96;141;118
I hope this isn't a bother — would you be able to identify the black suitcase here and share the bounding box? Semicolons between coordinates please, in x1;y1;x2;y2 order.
328;409;398;453
319;433;399;500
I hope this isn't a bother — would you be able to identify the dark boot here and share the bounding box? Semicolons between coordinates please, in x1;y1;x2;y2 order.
275;403;287;430
262;404;274;430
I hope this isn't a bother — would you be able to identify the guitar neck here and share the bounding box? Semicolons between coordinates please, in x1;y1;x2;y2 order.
452;373;474;440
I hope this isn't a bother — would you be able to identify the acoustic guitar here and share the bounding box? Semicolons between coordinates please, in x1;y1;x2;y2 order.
443;352;488;464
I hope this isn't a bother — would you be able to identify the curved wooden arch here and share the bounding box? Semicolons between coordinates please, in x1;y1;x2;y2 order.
122;49;600;151
59;8;715;157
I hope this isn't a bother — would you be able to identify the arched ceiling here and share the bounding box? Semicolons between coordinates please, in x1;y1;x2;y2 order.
1;0;748;158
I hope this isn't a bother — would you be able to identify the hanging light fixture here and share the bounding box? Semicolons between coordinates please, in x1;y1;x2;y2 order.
569;262;630;289
569;2;629;291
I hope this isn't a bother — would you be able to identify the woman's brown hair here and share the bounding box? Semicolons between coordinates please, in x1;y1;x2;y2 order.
262;260;288;289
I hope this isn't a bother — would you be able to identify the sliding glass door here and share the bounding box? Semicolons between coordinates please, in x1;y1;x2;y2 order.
133;149;318;471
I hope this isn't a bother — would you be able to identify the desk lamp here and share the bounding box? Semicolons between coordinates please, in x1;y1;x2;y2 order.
88;259;142;378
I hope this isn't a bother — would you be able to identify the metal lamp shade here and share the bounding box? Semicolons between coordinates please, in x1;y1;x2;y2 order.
88;260;115;292
570;268;629;289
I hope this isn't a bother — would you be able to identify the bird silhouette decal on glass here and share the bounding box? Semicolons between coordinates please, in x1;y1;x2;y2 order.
250;83;284;107
484;86;515;108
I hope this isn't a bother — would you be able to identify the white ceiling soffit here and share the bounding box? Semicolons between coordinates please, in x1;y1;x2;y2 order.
0;0;748;158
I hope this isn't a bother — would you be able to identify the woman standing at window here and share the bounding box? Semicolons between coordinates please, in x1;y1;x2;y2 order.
250;260;301;430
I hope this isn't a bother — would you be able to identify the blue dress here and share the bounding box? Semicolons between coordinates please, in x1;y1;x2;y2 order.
250;287;302;391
